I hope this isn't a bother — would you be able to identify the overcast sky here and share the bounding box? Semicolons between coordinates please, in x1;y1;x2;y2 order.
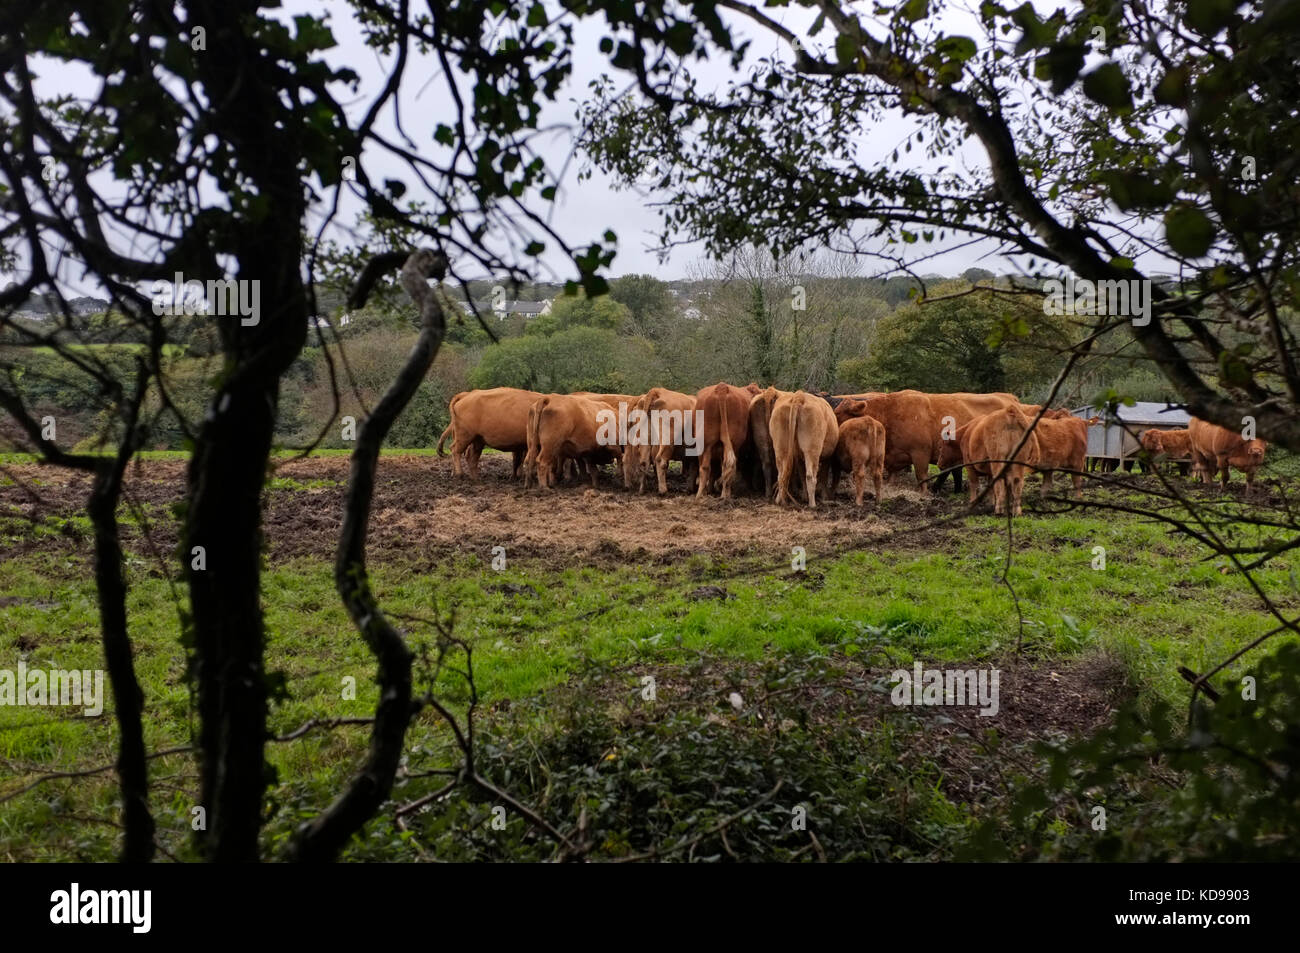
8;1;1110;297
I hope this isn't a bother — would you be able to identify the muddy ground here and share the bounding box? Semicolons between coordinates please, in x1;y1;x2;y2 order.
1;453;988;567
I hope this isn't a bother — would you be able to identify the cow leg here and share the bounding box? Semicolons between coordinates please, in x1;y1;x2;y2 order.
912;452;930;489
852;461;867;506
774;454;792;506
1041;471;1053;497
803;448;821;509
872;464;884;504
967;466;980;504
696;447;713;499
720;446;738;500
655;454;670;495
1010;472;1025;517
1217;454;1230;491
466;439;486;480
450;436;471;477
511;449;524;479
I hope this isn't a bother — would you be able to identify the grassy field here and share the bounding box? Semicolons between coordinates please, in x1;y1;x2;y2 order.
1;453;1296;860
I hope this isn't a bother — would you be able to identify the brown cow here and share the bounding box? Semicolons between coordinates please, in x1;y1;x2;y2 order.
694;382;761;499
1140;428;1193;476
960;405;1041;516
524;394;614;490
748;386;791;500
1188;417;1267;494
1030;413;1090;498
834;390;940;487
769;390;839;508
438;387;540;479
573;392;641;482
831;415;886;505
622;387;699;495
924;392;1022;492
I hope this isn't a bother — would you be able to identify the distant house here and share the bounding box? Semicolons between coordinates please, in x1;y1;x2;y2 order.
69;297;110;315
463;298;553;319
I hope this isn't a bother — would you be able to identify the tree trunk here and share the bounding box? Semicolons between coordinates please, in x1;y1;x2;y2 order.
290;249;447;862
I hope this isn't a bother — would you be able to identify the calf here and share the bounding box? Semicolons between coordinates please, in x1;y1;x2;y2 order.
1030;412;1091;498
834;390;940;487
1140;428;1193;476
960;405;1041;516
832;415;886;505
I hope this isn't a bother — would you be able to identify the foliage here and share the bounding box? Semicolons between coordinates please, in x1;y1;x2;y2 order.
860;285;1073;396
527;291;630;336
964;643;1300;862
470;325;662;393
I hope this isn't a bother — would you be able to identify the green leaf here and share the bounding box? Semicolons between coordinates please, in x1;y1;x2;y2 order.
901;0;929;22
835;33;859;67
1164;206;1216;258
1101;170;1174;210
1035;44;1085;94
1082;62;1131;109
936;35;978;62
1153;66;1189;106
1186;0;1238;35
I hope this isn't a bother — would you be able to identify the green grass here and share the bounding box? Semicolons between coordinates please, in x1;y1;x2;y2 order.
1;496;1296;860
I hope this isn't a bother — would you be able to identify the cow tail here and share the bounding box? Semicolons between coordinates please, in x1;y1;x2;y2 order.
784;395;802;482
719;389;736;474
437;393;462;455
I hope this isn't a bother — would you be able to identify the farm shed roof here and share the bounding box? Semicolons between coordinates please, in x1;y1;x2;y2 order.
1070;402;1190;428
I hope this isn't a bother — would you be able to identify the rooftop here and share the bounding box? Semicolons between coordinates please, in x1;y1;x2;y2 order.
1071;402;1190;426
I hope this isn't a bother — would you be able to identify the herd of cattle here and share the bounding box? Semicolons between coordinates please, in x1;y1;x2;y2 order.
435;385;1269;516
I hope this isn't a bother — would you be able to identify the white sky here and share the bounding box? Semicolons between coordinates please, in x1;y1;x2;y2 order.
6;1;1134;296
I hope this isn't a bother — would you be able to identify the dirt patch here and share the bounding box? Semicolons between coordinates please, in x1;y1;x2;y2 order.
1;454;973;567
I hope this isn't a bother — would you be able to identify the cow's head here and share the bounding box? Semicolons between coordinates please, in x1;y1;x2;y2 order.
834;398;868;424
1140;429;1164;452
